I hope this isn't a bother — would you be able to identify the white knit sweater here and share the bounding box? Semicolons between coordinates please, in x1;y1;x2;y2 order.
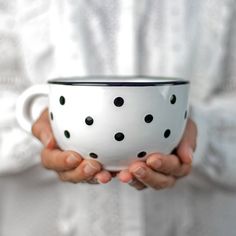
0;0;236;235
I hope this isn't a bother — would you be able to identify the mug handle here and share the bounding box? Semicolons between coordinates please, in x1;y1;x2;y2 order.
16;84;49;133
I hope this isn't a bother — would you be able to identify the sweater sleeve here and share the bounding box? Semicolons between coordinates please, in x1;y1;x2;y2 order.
0;87;44;175
189;9;236;189
190;90;236;189
0;1;50;175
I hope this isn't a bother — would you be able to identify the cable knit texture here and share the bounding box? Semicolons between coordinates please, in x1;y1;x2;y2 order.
0;0;236;236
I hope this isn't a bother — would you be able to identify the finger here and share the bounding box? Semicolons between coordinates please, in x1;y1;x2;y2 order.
174;164;192;178
41;148;82;171
146;153;192;178
32;108;56;148
176;118;198;164
117;169;146;190
94;170;112;184
129;162;176;190
58;159;102;183
117;169;133;183
128;178;147;191
146;153;181;175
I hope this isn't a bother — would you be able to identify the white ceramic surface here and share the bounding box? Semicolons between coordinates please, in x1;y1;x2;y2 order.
16;76;190;171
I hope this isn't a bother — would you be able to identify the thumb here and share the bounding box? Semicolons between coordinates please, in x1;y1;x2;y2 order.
176;118;198;164
32;108;57;149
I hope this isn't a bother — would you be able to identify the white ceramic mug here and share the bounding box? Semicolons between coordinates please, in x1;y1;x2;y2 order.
16;76;190;171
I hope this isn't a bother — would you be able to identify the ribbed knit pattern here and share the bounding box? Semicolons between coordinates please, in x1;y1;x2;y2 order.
0;1;236;235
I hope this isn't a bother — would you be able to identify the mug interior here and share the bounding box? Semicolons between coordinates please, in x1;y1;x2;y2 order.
48;76;189;86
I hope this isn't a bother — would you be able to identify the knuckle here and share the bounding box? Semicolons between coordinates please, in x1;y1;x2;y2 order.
173;156;181;166
88;160;102;171
58;173;67;182
59;173;77;183
62;157;69;168
40;150;49;169
157;179;170;189
154;177;175;190
70;169;90;183
160;165;172;174
67;177;79;184
66;175;79;183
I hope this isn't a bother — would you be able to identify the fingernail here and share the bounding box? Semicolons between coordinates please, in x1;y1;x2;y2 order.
95;178;105;184
66;155;80;166
151;159;162;169
133;167;146;178
84;162;98;175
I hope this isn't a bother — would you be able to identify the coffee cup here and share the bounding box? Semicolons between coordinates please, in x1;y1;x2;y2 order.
16;76;190;171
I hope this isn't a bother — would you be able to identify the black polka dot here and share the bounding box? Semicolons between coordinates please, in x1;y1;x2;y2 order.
64;130;70;138
114;132;125;141
60;96;65;105
170;94;176;104
89;153;98;159
114;97;124;107
184;110;188;119
144;114;153;123
137;151;147;158
164;129;171;138
50;112;53;120
85;116;94;126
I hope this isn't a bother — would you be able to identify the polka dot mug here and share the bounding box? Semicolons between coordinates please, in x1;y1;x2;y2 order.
16;76;190;171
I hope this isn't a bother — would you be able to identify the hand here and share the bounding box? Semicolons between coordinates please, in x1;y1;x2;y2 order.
32;109;112;184
117;118;197;190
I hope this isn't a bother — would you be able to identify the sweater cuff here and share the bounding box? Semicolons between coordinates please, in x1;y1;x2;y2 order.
189;99;236;189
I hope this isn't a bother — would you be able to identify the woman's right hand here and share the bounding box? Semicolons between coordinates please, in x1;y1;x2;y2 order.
32;109;112;184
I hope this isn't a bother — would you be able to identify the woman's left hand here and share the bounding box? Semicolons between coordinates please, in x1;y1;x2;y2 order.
117;118;197;190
